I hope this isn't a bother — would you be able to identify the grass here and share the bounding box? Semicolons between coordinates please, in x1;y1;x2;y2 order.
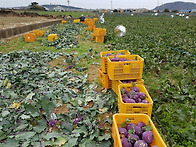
15;10;94;18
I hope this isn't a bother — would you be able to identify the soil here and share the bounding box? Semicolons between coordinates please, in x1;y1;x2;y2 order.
48;56;67;68
0;16;53;30
87;64;99;83
53;104;69;114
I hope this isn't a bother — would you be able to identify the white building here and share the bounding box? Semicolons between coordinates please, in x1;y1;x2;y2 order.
53;6;66;12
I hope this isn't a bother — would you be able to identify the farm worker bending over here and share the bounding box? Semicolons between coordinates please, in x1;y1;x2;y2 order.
79;14;85;22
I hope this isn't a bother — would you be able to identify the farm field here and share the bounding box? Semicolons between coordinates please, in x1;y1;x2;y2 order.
15;10;94;18
0;16;57;30
0;13;196;147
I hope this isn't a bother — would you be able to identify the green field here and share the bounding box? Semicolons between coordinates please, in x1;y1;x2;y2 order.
15;10;94;18
0;13;196;147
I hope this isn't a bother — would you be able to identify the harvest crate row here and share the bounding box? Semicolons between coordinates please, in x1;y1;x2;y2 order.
24;18;106;43
74;17;106;43
98;50;167;147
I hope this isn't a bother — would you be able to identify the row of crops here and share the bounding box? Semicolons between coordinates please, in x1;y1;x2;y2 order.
0;50;117;146
97;14;195;146
0;13;195;147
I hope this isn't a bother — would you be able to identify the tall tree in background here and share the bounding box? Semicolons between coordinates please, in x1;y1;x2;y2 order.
30;2;39;9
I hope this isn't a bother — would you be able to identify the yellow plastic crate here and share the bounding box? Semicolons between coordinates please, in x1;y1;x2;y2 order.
73;19;80;23
98;68;111;89
33;30;44;37
87;19;95;25
118;84;153;117
62;20;67;24
95;36;104;43
24;33;36;42
48;34;58;42
93;28;106;36
32;30;37;36
112;114;167;147
107;54;144;80
88;25;96;31
82;18;91;25
100;50;131;73
112;79;144;96
37;30;44;37
93;18;98;21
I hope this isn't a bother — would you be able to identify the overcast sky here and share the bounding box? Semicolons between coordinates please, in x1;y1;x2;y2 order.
0;0;196;9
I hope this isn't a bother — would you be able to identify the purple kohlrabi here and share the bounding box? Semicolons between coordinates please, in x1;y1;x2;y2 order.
137;122;146;128
68;65;74;69
126;123;136;131
130;87;140;92
134;140;148;147
138;92;146;100
142;130;153;144
119;127;128;137
48;119;56;127
123;98;136;103
141;100;149;103
127;134;140;144
134;126;143;136
121;137;132;147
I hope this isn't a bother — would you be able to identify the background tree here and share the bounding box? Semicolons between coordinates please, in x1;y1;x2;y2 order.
171;9;179;13
163;8;170;12
30;2;39;9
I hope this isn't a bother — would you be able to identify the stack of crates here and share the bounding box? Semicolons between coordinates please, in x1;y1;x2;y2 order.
81;18;96;31
92;28;106;43
98;50;167;146
112;114;167;147
87;19;95;31
98;50;130;89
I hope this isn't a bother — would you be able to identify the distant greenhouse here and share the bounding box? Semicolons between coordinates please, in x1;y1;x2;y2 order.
191;9;196;13
179;9;192;13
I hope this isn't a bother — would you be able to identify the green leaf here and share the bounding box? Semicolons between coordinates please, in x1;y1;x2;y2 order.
23;103;39;117
0;138;19;147
72;126;88;137
40;97;55;117
61;122;73;132
14;124;29;132
24;92;35;103
143;121;152;131
99;140;112;147
98;134;111;141
21;141;30;147
33;118;47;133
128;129;135;135
15;132;36;140
43;132;62;140
90;130;100;140
0;132;7;140
67;137;78;146
2;110;10;117
79;138;97;147
20;114;31;120
121;118;131;128
53;137;67;146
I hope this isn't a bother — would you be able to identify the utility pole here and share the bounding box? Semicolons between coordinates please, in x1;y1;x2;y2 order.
111;0;112;10
67;0;70;11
